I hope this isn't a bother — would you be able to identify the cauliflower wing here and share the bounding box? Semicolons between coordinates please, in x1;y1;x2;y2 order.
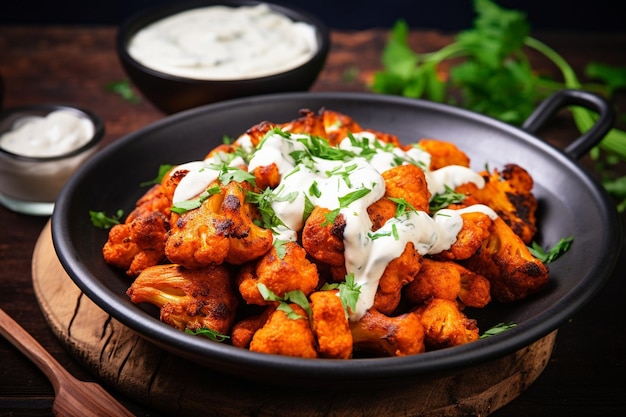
249;304;318;358
434;210;493;261
374;242;422;315
404;258;491;308
102;183;171;276
462;216;549;303
236;241;319;306
310;290;353;359
165;180;273;268
457;164;538;244
417;139;471;170
127;263;238;335
350;308;425;357
413;298;479;349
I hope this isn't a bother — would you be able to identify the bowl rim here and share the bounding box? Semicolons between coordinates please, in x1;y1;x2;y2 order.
0;103;105;162
116;0;331;84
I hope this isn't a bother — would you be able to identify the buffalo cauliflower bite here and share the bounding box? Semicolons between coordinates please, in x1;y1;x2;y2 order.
413;298;480;349
404;258;491;308
417;139;471;170
127;263;238;335
310;290;353;359
380;164;431;213
165;180;273;268
373;242;422;315
102;183;171;276
249;304;318;358
302;207;346;267
457;164;538;244
230;307;274;349
350;308;425;357
434;210;493;261
236;241;319;306
462;216;549;303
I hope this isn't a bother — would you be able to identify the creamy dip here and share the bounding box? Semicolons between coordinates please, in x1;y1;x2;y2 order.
170;129;497;320
127;4;318;80
0;110;94;158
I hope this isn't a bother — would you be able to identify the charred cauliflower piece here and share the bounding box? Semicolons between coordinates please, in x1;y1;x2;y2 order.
102;183;171;277
236;241;319;306
434;210;493;261
413;298;480;349
417;139;471;170
302;206;346;267
249;304;318;358
127;263;238;335
457;164;538;244
374;242;422;315
165;180;273;268
310;290;353;359
404;258;491;308
350;308;425;357
462;216;549;303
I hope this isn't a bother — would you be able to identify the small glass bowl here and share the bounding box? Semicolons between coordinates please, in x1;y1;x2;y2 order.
0;104;105;216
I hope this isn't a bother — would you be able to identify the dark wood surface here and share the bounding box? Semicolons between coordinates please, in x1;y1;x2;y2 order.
1;26;625;416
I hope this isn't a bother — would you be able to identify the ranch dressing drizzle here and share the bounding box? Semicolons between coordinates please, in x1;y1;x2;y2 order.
173;129;496;321
127;4;318;80
0;110;94;158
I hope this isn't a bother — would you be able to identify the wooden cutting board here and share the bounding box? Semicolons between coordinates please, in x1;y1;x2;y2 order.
32;221;556;417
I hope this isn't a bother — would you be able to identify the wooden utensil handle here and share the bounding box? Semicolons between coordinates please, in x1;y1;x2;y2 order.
0;307;70;392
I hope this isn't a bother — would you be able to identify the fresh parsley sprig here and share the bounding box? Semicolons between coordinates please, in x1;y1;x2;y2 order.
528;237;573;263
89;209;124;229
185;327;230;342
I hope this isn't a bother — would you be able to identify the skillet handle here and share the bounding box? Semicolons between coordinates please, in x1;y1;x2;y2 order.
521;89;615;160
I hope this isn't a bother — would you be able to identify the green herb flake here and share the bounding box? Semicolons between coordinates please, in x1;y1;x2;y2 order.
528;237;573;263
105;80;141;103
89;209;124;229
480;322;516;339
139;164;175;187
185;327;230;342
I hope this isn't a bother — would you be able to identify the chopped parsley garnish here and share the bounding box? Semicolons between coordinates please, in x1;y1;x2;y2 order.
257;283;312;320
170;186;221;215
480;322;517;339
429;186;467;212
139;164;175;187
388;197;418;217
528;237;573;263
89;209;124;229
185;327;230;342
246;187;297;230
321;273;362;318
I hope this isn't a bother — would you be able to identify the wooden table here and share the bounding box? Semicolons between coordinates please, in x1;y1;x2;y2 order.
1;26;625;416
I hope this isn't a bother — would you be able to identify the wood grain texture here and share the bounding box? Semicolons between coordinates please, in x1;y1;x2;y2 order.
32;221;556;417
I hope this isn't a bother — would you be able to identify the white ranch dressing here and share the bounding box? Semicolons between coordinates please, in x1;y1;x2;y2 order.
172;129;496;321
127;4;318;80
0;110;94;158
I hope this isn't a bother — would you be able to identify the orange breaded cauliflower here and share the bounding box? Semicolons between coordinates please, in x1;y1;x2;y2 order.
236;241;319;306
457;163;538;244
310;290;353;359
413;298;480;350
373;242;422;315
381;164;431;213
462;216;549;303
127;263;238;335
404;258;491;308
165;180;273;268
102;183;171;276
249;304;318;358
302;207;346;267
434;210;493;261
350;308;425;357
417;139;471;170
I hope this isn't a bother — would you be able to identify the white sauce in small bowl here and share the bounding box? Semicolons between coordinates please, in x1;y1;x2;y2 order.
0;110;94;158
127;4;319;80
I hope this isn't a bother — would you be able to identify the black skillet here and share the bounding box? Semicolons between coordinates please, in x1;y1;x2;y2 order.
51;89;621;387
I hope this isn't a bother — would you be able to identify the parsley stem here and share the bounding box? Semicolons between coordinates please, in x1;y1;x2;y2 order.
525;36;626;160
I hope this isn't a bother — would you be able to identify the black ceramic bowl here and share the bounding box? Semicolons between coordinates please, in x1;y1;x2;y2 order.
116;0;330;114
52;91;620;388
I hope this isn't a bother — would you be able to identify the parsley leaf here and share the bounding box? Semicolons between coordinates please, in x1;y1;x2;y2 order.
429;186;467;212
139;164;175;187
528;237;573;263
89;209;124;229
257;283;311;320
480;322;516;339
185;327;230;342
105;80;141;103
